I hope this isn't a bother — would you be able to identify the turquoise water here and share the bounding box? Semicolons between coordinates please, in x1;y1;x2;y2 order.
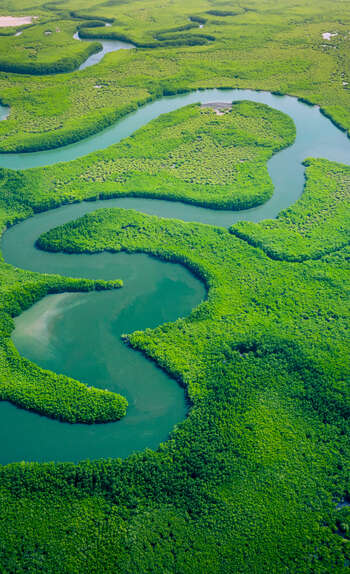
1;89;350;464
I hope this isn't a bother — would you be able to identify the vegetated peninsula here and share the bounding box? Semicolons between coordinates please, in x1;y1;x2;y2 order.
0;1;349;573
0;101;296;225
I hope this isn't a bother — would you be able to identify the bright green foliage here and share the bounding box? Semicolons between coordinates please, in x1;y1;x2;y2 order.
0;99;291;425
0;262;127;423
0;102;347;569
65;0;219;47
7;101;295;210
0;20;101;74
231;158;350;260
78;20;214;48
0;0;349;571
28;203;350;572
38;206;350;393
0;0;350;150
0;82;348;574
0;76;149;152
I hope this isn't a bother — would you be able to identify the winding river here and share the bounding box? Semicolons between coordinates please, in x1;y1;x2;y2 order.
1;88;350;465
72;18;207;71
73;29;134;70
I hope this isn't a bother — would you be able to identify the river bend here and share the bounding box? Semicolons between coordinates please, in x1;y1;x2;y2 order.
1;88;350;464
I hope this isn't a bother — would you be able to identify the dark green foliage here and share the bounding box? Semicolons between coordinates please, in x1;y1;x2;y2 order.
206;9;245;16
79;24;214;48
153;23;199;38
69;11;114;24
13;201;349;572
189;15;207;24
153;33;214;48
77;20;107;30
0;0;349;571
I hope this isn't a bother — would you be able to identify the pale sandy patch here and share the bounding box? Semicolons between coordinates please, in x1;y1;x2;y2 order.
0;16;34;27
201;102;232;115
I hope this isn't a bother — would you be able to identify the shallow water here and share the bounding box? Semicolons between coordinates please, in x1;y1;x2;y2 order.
73;30;134;70
5;254;204;463
1;88;350;464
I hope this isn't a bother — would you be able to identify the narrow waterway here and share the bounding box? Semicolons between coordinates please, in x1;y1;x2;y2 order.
73;29;134;70
1;88;350;464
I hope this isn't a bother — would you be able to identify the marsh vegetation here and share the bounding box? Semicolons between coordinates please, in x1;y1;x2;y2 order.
0;1;349;572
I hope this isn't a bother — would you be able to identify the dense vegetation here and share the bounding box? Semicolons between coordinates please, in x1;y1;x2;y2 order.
0;265;127;423
0;0;350;151
17;197;350;572
0;20;102;74
0;141;348;570
0;100;293;427
231;158;350;260
0;0;349;572
78;21;214;49
2;101;295;211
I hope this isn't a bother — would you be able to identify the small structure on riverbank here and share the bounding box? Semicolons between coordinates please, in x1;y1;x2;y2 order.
201;102;232;115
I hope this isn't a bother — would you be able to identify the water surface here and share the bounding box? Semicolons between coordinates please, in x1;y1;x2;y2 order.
1;88;350;464
6;253;204;463
73;30;134;70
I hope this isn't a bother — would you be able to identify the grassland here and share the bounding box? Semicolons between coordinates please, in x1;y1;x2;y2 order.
0;0;349;572
0;1;350;150
0;101;295;215
0;19;101;74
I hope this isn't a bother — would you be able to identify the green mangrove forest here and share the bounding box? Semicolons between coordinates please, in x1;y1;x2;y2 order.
0;0;349;572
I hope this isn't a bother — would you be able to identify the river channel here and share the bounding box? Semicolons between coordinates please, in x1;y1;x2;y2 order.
1;88;349;464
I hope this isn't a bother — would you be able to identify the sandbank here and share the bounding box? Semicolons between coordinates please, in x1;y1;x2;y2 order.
0;16;34;27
